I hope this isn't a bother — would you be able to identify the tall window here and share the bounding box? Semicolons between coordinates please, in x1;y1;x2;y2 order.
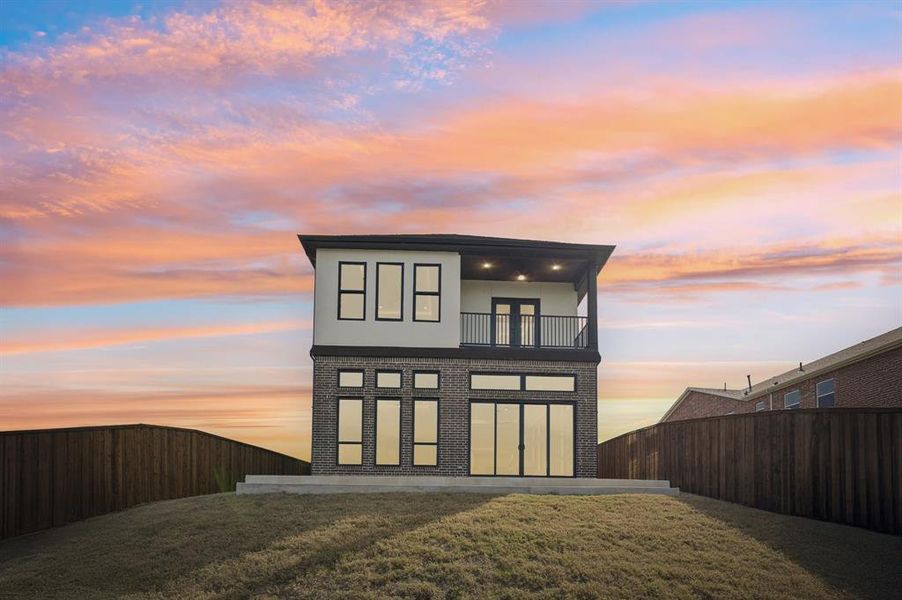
413;264;441;322
337;398;362;464
816;379;836;408
338;262;366;320
414;400;438;466
376;263;403;321
784;390;801;409
376;399;401;465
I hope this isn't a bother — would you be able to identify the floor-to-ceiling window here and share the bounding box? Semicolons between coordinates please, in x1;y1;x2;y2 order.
469;401;574;477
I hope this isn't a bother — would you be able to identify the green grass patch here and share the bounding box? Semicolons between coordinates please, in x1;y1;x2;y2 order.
1;492;899;599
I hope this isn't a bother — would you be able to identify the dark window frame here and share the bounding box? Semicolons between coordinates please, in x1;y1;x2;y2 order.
375;397;402;466
375;369;403;389
490;297;541;347
375;262;404;322
337;369;364;389
413;263;442;323
412;398;439;467
337;261;367;321
466;400;576;478
336;397;363;465
413;370;441;390
468;372;577;392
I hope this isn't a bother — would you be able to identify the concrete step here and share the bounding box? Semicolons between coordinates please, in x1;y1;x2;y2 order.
244;475;673;487
236;475;679;496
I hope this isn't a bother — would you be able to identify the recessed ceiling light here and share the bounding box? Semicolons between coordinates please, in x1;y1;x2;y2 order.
482;262;492;268
516;274;526;281
552;264;561;271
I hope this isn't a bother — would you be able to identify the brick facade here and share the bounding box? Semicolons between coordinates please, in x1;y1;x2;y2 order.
663;345;902;422
311;355;598;477
664;390;749;422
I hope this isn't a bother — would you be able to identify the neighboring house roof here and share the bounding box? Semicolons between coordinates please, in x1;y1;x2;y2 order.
659;326;902;422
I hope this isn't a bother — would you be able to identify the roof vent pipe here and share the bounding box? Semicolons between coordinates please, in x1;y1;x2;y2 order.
799;362;804;372
747;375;752;392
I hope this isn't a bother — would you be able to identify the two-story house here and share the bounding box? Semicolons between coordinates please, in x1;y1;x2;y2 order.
298;234;614;478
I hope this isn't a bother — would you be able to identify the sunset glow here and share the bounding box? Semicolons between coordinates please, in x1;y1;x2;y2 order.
2;1;900;458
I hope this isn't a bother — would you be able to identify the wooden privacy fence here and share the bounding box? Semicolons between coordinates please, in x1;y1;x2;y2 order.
1;424;310;539
597;408;902;534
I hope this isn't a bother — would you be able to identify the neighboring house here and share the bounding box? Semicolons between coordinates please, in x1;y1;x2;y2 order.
660;326;902;422
298;234;614;478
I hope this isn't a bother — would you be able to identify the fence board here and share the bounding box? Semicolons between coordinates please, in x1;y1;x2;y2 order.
598;408;902;534
0;424;309;539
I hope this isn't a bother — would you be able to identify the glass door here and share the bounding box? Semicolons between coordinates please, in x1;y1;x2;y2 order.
469;402;573;477
523;404;548;476
495;404;520;475
492;299;540;347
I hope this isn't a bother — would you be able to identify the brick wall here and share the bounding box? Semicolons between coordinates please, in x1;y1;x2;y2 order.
663;345;902;422
311;355;598;477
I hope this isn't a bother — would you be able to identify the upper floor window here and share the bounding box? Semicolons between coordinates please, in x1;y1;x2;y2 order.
784;390;801;409
338;262;366;320
816;379;835;408
413;264;441;322
755;400;766;412
376;263;403;321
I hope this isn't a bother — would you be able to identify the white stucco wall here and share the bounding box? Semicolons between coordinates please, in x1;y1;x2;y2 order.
459;280;578;316
313;248;461;347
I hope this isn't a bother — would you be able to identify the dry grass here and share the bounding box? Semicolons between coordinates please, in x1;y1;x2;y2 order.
1;492;899;599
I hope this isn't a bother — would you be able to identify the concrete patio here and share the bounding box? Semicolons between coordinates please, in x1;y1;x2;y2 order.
236;475;679;496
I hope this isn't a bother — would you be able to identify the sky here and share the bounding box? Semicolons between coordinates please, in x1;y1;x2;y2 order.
1;0;900;460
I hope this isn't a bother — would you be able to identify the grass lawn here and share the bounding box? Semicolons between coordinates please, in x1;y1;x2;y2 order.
1;493;899;599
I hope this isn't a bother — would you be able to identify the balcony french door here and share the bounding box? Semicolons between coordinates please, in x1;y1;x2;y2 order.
469;402;574;477
492;298;539;347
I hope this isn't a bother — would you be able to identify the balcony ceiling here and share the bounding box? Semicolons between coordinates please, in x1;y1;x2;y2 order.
459;255;589;285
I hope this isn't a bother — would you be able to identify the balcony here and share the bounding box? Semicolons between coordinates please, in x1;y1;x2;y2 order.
460;312;590;350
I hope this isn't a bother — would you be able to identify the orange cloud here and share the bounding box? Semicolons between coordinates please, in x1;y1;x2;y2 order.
0;320;310;355
603;237;902;294
1;1;489;95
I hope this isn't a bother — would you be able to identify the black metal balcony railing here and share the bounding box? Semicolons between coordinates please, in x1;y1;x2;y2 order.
460;312;589;349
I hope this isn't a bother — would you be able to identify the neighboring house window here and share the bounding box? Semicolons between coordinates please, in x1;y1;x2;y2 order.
375;399;401;465
413;264;441;322
376;370;402;388
784;390;801;409
817;379;836;408
337;369;363;388
413;371;440;389
413;399;438;466
337;398;362;465
376;262;403;321
755;400;766;412
338;262;366;320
